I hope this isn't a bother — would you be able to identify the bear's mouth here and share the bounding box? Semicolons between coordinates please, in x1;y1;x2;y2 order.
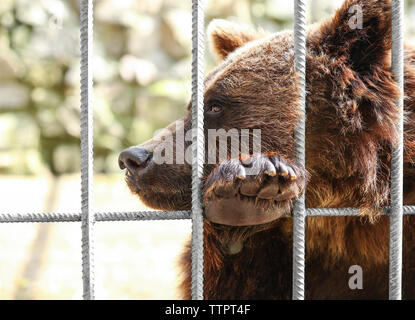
124;169;192;210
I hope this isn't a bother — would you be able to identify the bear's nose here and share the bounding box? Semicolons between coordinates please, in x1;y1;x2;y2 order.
118;147;152;172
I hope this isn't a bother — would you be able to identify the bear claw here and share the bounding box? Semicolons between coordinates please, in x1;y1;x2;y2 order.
203;153;308;226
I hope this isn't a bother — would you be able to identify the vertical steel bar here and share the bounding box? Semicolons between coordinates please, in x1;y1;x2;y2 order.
80;0;95;300
292;0;307;300
191;0;205;300
390;0;404;300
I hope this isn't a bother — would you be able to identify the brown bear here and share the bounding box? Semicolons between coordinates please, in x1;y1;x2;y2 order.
118;0;415;299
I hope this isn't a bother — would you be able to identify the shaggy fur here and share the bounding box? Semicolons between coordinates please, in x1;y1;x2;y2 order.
123;0;415;299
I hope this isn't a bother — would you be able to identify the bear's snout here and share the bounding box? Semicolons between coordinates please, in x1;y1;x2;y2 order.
118;146;153;174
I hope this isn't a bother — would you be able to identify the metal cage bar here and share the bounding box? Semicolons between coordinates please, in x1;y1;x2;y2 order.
292;0;307;300
0;211;192;223
1;207;414;224
190;0;205;300
0;0;411;301
389;0;405;300
79;0;95;300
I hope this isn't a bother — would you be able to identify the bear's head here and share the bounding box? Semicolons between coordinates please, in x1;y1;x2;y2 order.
119;22;301;211
119;0;398;219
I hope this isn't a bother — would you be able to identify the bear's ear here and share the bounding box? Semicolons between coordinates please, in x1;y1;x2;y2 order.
311;0;392;71
208;19;263;60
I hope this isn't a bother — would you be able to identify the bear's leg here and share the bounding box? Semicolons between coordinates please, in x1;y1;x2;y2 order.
203;153;308;226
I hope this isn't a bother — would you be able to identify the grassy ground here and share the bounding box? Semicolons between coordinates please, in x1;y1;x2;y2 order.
0;173;191;299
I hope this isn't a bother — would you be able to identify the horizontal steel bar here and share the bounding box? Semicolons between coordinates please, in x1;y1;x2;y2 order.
403;206;415;215
306;207;362;216
95;211;192;221
0;213;82;223
1;207;415;223
0;211;192;223
307;206;415;216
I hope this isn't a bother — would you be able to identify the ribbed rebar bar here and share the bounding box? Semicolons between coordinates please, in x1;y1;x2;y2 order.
389;0;404;300
2;206;414;224
190;0;205;300
80;0;95;300
292;0;307;301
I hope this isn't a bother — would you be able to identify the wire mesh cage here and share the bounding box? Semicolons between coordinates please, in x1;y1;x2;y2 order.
0;0;414;300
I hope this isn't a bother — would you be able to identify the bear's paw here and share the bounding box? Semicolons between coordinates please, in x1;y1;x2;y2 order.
203;153;308;226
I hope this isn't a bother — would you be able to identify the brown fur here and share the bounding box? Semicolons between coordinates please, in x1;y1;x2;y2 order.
123;0;415;299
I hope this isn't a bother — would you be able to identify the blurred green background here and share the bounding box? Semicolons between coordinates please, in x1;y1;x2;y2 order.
1;0;415;176
0;0;415;300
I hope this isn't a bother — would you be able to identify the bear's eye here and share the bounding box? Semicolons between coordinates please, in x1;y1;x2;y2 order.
207;105;223;117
